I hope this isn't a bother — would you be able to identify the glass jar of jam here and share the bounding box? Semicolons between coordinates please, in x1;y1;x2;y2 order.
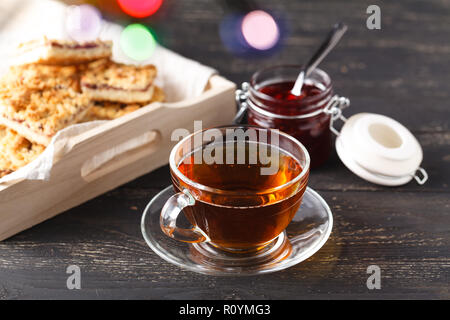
237;65;350;168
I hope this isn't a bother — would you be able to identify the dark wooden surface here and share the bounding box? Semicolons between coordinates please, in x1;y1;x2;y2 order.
0;0;449;299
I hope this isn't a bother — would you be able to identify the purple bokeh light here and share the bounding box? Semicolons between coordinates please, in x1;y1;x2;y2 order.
65;5;102;42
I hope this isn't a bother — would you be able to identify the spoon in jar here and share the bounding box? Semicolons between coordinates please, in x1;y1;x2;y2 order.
232;22;347;124
291;22;347;96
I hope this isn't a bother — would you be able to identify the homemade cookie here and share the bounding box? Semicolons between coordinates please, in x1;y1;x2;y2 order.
150;85;165;103
0;125;45;177
0;158;13;178
81;102;141;122
0;88;92;145
81;59;157;103
1;64;80;91
81;85;165;122
14;37;112;65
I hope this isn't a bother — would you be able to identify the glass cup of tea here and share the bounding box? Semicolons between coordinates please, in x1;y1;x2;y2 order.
160;126;310;253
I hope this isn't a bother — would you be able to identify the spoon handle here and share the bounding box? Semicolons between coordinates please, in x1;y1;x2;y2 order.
305;22;347;77
291;22;347;96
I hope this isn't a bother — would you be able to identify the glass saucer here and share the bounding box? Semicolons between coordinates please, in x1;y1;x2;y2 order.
141;186;333;276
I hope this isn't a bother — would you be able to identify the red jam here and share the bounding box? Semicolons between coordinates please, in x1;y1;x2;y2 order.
247;69;333;168
259;81;323;104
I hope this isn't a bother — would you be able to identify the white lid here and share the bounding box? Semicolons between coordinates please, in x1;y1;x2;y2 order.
335;113;427;186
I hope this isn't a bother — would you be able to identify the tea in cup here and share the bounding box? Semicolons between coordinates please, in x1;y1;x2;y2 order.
160;126;310;252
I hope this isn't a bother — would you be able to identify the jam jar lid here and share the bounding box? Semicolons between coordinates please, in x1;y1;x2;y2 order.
335;113;428;186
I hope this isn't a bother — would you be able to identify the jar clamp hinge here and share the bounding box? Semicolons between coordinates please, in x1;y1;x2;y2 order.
413;167;428;185
233;82;250;124
323;95;350;136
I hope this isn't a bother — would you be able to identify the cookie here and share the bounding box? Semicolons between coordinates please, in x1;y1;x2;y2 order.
81;85;165;122
81;101;141;122
150;85;165;103
1;64;80;91
80;59;157;103
14;37;112;65
0;125;45;177
0;87;92;145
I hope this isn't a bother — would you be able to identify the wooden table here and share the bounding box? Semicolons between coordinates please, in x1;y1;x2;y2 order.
0;0;448;300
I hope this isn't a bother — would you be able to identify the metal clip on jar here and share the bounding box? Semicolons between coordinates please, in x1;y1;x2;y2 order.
236;65;428;186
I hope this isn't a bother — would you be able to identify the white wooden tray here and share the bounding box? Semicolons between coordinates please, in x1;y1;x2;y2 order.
0;75;236;241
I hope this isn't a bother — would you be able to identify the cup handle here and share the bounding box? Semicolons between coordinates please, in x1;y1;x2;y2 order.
160;189;208;243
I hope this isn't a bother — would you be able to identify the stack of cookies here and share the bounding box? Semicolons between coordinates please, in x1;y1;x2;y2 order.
0;37;164;177
80;58;165;122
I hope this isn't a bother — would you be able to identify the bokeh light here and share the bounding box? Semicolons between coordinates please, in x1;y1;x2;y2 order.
241;10;279;50
219;14;250;55
120;24;156;61
117;0;163;18
65;5;102;42
219;10;283;57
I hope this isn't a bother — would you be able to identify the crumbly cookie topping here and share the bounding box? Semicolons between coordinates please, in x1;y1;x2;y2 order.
81;59;157;91
1;64;81;91
0;125;45;176
0;87;91;136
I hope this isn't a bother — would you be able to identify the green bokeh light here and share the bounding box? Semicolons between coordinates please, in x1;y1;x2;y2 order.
120;23;156;61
